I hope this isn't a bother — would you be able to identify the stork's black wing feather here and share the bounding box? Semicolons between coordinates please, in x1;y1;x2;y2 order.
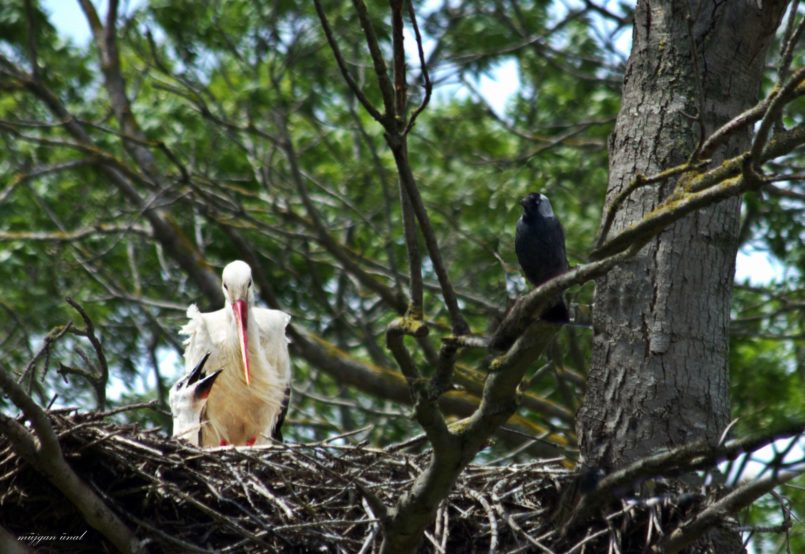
271;385;291;442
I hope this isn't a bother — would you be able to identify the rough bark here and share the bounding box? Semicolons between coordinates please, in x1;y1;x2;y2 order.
578;0;788;469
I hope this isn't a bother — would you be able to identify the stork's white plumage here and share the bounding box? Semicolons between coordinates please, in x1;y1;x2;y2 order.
173;260;291;447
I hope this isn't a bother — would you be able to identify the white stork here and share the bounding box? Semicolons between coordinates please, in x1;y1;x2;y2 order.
171;260;292;447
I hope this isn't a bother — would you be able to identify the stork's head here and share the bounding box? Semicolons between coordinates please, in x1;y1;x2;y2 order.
222;260;254;385
521;192;555;220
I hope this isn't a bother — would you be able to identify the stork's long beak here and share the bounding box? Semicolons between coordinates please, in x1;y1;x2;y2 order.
232;299;251;385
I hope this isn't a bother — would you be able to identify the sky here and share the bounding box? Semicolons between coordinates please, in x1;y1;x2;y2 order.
43;0;105;42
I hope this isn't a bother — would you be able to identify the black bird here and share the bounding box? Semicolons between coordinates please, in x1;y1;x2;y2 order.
515;192;570;323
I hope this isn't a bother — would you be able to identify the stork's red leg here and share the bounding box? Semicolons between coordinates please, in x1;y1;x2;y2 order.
246;436;256;446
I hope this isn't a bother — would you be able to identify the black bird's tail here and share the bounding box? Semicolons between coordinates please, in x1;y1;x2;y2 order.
541;299;569;323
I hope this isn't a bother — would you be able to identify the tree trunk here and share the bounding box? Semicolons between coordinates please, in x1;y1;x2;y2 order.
578;0;789;470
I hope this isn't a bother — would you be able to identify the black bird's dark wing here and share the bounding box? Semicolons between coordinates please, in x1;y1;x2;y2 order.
515;215;568;286
271;385;291;442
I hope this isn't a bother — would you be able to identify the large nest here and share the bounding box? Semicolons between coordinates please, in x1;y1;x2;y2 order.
1;409;738;553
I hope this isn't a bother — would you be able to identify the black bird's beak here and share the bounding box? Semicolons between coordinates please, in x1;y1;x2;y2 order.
521;193;542;212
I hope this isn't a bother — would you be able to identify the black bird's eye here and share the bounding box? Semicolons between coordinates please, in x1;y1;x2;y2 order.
248;279;252;288
223;284;228;290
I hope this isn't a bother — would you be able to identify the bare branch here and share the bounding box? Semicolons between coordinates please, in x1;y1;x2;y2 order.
395;156;469;334
386;317;451;447
600;68;805;250
658;468;804;554
403;1;432;135
560;421;805;533
0;223;150;242
590;120;805;261
596;160;709;248
289;328;563;454
391;0;406;119
386;1;423;317
315;0;467;333
400;170;424;316
777;1;803;81
699;92;782;159
312;0;385;123
750;67;805;164
65;297;109;410
490;245;639;351
380;320;559;552
352;0;397;119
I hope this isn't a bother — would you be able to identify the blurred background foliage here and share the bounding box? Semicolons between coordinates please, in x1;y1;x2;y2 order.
0;0;802;548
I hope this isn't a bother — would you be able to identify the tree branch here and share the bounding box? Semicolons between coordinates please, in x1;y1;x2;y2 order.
596;66;805;255
289;328;566;454
318;0;468;334
388;1;424;317
64;297;109;410
560;421;805;533
386;317;451;447
393;147;469;333
658;468;804;554
352;0;397;119
390;0;407;119
380;320;560;552
312;0;385;124
399;169;424;316
403;0;432;135
777;1;804;84
595;160;709;248
589;118;805;262
699;82;803;159
490;245;638;351
750;67;805;164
